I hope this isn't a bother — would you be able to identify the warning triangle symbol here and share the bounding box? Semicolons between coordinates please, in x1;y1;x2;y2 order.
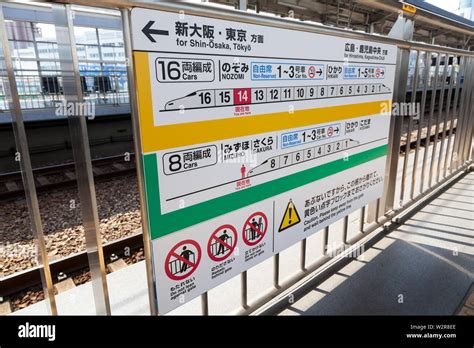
278;199;301;232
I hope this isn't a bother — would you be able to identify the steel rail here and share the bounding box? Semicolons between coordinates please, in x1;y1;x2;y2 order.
0;153;135;180
0;155;136;200
1;231;144;298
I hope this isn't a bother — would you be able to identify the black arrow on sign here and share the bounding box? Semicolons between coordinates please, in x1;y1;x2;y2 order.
142;21;169;42
316;68;323;76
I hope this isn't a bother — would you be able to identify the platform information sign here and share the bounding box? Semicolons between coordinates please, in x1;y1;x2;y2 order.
131;7;397;313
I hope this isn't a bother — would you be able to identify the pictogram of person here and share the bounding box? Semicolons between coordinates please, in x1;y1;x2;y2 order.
217;230;230;255
241;164;246;179
251;218;259;240
179;246;194;273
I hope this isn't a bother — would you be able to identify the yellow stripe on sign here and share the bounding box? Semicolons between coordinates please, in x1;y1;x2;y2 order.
134;51;391;153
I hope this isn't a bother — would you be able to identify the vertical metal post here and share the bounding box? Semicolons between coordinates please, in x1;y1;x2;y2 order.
462;84;474;163
201;292;209;315
410;51;431;199
470;127;474;163
0;4;57;315
367;197;381;223
463;80;474;162
121;8;158;316
436;55;456;182
465;114;474;164
371;17;414;217
300;239;307;271
359;206;365;232
273;254;280;288
458;60;474;165
450;60;469;171
444;57;466;175
428;54;448;188
471;122;474;161
322;226;329;255
377;47;410;215
419;52;441;193
31;22;42;108
342;215;348;244
241;271;249;309
239;0;248;11
400;50;420;203
53;4;110;315
375;198;380;220
452;58;473;171
462;87;474;162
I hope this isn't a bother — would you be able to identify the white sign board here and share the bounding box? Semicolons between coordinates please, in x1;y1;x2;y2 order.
131;7;396;313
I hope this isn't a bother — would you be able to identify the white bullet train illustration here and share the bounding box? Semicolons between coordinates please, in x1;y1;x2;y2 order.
162;83;392;111
247;138;360;177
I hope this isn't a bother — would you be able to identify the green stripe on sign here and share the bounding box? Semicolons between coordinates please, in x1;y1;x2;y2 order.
143;144;387;240
143;153;161;236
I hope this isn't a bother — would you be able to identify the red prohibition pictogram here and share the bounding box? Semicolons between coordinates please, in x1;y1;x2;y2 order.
207;224;238;262
308;66;316;78
242;212;268;246
165;239;201;281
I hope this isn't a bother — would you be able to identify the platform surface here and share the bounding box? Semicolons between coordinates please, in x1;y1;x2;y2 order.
277;172;474;315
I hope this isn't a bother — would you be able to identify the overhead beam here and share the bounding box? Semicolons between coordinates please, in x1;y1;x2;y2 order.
355;0;474;38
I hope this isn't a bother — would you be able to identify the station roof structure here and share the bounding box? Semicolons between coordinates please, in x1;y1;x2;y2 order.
210;0;474;50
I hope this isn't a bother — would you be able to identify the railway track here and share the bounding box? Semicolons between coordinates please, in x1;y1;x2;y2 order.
0;154;136;200
1;231;144;300
400;119;457;151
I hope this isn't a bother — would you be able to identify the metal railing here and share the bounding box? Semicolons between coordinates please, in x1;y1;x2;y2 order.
0;71;129;110
1;0;473;316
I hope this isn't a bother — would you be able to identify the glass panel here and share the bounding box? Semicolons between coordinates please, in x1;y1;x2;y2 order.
39;61;60;72
76;44;99;61
33;23;56;42
76;45;86;60
10;41;36;59
105;65;127;93
98;29;124;62
79;62;101;74
97;28;123;46
74;26;98;45
100;44;125;61
37;42;58;60
13;60;38;73
4;20;34;41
